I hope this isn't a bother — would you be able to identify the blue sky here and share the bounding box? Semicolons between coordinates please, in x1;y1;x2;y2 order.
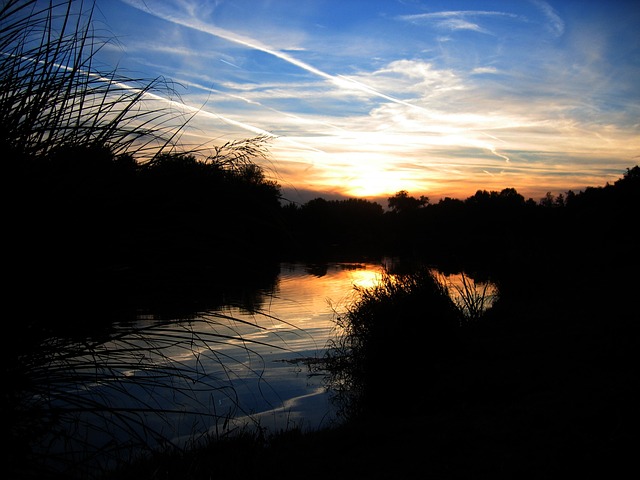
90;0;640;203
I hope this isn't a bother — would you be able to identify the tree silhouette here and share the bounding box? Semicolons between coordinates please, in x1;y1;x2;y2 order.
387;190;429;213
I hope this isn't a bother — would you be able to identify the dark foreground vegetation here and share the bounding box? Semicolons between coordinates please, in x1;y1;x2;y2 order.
99;167;638;479
3;1;637;478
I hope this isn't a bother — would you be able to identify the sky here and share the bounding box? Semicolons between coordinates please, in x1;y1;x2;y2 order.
88;0;639;204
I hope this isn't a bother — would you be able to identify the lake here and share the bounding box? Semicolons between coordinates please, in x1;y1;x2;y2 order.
27;261;388;473
24;260;497;475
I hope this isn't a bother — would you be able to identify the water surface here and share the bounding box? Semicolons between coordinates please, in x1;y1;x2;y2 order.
33;261;386;473
28;260;497;474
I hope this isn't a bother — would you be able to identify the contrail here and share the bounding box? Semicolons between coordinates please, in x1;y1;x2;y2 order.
489;147;510;163
173;79;330;152
120;82;327;154
120;0;429;113
121;0;333;78
219;58;241;69
180;79;346;135
2;49;276;143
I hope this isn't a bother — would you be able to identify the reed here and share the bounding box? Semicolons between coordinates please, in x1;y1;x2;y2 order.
8;309;297;478
0;0;193;163
435;271;499;324
1;2;283;478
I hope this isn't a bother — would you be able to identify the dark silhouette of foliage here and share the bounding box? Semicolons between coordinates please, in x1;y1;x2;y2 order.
387;189;429;213
2;0;284;323
3;3;638;477
324;267;461;419
282;197;384;260
102;163;638;477
282;167;639;276
0;0;189;164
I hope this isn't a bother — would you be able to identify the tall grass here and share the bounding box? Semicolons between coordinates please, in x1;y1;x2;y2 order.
8;310;298;479
0;0;189;162
2;0;279;280
1;2;284;478
0;0;273;164
434;271;499;323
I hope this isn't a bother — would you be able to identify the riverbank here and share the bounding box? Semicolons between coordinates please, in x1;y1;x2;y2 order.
103;254;635;480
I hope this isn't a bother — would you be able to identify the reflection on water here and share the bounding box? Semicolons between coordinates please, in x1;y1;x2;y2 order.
24;261;387;476
22;261;497;476
434;270;499;321
216;262;387;431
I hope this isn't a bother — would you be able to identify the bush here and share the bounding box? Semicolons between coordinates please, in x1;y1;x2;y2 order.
323;267;462;420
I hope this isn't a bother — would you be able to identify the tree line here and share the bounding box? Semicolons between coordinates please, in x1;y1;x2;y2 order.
11;144;639;285
282;166;639;273
4;0;637;314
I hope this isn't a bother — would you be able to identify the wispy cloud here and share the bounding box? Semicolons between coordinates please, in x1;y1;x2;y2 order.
119;2;329;77
472;66;498;75
530;0;565;37
106;0;638;202
121;0;424;112
397;10;520;33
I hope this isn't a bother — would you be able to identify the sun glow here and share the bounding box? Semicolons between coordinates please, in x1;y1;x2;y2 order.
341;167;424;198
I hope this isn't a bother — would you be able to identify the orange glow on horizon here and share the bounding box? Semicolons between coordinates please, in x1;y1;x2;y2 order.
272;157;633;204
340;168;426;198
268;135;637;204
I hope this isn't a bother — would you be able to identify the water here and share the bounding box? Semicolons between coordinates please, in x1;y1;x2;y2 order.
27;261;387;474
23;260;497;475
220;262;385;432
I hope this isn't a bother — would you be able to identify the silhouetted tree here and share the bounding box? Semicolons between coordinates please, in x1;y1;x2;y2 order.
387;190;429;213
283;197;384;259
539;192;556;207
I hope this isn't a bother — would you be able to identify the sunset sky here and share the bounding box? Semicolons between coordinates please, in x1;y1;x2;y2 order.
90;0;640;204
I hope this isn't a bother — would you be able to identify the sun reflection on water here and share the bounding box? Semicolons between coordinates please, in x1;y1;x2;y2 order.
347;267;382;289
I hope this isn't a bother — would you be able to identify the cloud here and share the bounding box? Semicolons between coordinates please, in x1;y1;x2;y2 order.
530;0;565;37
120;0;426;113
367;60;463;99
432;17;487;33
397;10;520;33
109;0;637;201
472;66;498;74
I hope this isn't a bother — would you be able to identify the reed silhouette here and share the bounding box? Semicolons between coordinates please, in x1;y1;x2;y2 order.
3;1;638;478
2;2;286;478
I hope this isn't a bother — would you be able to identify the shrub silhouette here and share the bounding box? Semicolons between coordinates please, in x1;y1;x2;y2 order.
324;267;462;420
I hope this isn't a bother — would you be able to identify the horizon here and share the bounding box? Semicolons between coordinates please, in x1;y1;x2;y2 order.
279;164;634;207
86;0;639;203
